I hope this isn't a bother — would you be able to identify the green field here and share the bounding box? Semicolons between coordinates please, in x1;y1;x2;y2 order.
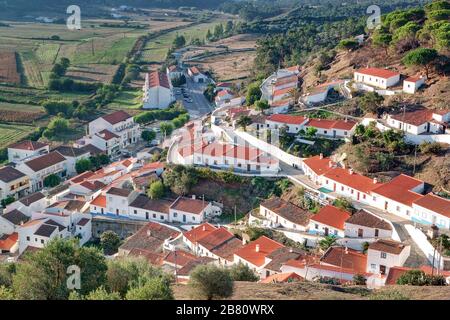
106;89;143;110
0;123;36;148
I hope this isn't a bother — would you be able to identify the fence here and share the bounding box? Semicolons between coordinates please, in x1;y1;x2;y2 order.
404;224;444;269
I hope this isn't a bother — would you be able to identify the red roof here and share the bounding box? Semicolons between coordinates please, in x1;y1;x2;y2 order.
196;227;235;251
324;167;382;194
217;89;232;97
413;194;450;218
303;155;334;176
164;250;198;268
102;111;131;125
24;151;66;172
267;114;307;125
404;76;423;82
306;118;357;131
8;140;47;151
261;272;303;283
270;99;292;107
355;67;400;79
96;129;119;141
170;196;209;215
372;174;424;206
385;266;411;285
0;232;18;251
234;236;284;267
90;195;106;208
320;246;368;275
189;66;201;75
148;71;170;89
273;87;293;97
310;205;351;230
69;171;95;184
183;222;217;244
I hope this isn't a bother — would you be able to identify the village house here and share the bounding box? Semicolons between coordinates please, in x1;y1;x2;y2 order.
169;196;220;224
187;66;208;83
215;89;234;108
143;71;175;109
260;197;312;230
344;209;393;239
412;193;450;229
0;232;18;254
90;130;121;157
266;114;308;134
0;166;31;201
176;140;279;174
16;151;68;192
268;99;292;114
182;223;243;266
87;110;140;150
0;209;30;235
233;236;285;273
366;239;410;276
370;174;425;220
260;67;299;102
54;146;90;176
354;67;400;89
403;76;425;94
259;247;309;280
301;154;334;185
129;194;172;222
7;140;49;164
385;108;450;135
104;187;139;217
260;272;303;283
5;192;47;216
308;205;351;238
166;65;184;80
302;81;342;105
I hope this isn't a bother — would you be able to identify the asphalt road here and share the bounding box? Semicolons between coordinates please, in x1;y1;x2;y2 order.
175;77;214;119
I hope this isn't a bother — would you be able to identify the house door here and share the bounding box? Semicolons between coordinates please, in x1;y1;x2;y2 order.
358;228;363;238
324;227;329;236
247;164;251;171
333;183;336;192
375;229;379;237
183;214;186;222
357;192;360;201
384;201;388;210
116;209;119;215
379;265;386;275
333;130;336;138
427;123;430;133
101;208;104;214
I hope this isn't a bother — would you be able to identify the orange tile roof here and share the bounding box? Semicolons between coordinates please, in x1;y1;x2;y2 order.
8;140;48;151
385;266;411;285
267;114;307;125
0;232;18;251
306;118;357;131
270;99;293;107
91;195;106;208
372;174;424;206
404;76;423;82
69;171;95;184
302;155;334;176
273;87;293;97
234;236;284;267
413;194;450;218
196;227;235;251
368;239;407;255
102;110;131;125
261;272;303;283
170;196;209;215
310;205;351;230
320;246;368;275
324;167;382;194
148;71;170;89
164;250;198;268
356;67;400;79
183;222;217;244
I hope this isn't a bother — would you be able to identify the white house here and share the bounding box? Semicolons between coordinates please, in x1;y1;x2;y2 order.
259;197;312;231
169;196;219;224
308;205;351;238
303;118;357;138
105;187;138;217
412;193;450;229
268;99;292;114
166;65;183;80
143;71;175;109
233;236;285;273
344;209;393;239
128;194;172;222
403;76;425;94
54;146;90;176
0;166;31;201
16;151;68;192
265;114;308;134
5;192;47;216
354;67;400;89
366;239;410;276
370;174;425;220
260;67;299;102
215;90;234;108
90;130;121;157
386;108;449;135
187;66;208;83
88;110;140;149
0;209;30;235
7;140;49;164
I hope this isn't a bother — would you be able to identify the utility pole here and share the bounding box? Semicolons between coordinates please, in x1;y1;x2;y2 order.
91;39;95;56
413;144;417;174
234;205;237;226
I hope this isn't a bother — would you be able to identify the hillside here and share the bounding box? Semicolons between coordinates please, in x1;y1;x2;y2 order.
173;281;450;300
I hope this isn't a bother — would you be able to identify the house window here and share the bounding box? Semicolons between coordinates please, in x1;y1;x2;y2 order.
153;213;156;218
341;186;344;191
371;264;376;269
315;224;319;229
134;210;137;214
26;236;30;241
173;212;178;218
41;239;44;244
381;252;387;259
344;131;347;135
160;215;164;220
324;130;327;134
396;206;400;212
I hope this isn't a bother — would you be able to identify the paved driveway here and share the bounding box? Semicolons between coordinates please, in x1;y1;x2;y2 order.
176;77;213;119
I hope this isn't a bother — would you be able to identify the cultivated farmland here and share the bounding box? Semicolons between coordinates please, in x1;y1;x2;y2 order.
0;123;36;149
0;52;21;84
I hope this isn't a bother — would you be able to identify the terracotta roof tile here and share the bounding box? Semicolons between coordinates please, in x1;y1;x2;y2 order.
267;114;307;125
320;246;368;274
310;205;351;230
24;151;66;172
234;236;284;267
371;174;424;206
170;196;208;215
261;272;303;283
345;209;392;230
261;197;312;226
368;239;407;255
413;194;450;218
8;140;47;151
148;71;170;89
355;67;400;79
102;111;131;125
0;166;26;182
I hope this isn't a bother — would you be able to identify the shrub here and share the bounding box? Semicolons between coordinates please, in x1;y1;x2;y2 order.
188;264;234;300
43;174;61;188
229;263;259;282
100;231;121;256
148;180;165;199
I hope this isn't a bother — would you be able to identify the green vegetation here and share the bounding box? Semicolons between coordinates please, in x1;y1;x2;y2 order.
100;231;121;256
402;48;439;78
228;263;259;282
148;181;165;200
318;236;337;251
397;270;446;286
43;174;61;188
163;165;199;196
188;264;234;300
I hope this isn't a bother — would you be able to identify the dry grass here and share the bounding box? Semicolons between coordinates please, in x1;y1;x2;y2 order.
0;51;20;84
197;51;256;81
173;281;450;300
66;64;120;84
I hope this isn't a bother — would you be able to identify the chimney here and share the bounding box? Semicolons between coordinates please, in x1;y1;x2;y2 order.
192;195;196;200
373;177;378;184
242;238;246;245
202;225;206;231
147;229;151;237
342;163;346;169
255;244;260;252
289;248;293;253
349;168;354;175
319;153;323;159
328;161;333;168
345;247;348;254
